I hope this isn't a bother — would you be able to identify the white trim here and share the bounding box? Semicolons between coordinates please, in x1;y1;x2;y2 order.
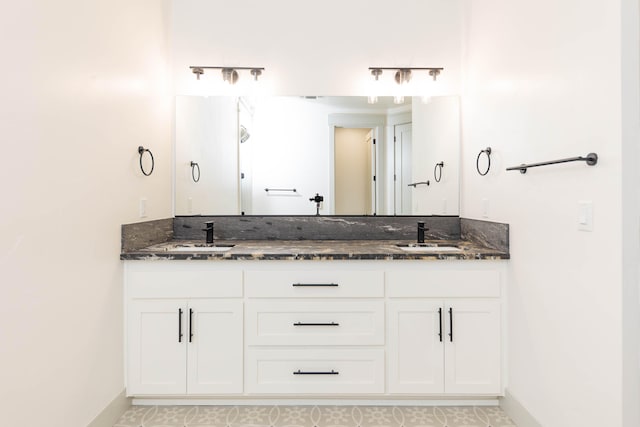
387;112;411;126
132;398;500;406
171;97;176;217
87;390;131;427
500;390;542;427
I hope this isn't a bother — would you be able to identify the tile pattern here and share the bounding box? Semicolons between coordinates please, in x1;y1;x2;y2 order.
115;405;516;427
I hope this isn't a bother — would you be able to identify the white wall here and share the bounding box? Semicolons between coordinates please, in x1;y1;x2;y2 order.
0;1;172;426
460;0;639;426
172;0;463;96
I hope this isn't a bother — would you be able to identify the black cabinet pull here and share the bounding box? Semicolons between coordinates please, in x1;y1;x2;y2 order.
438;307;443;342
293;370;339;375
292;283;338;287
448;307;453;342
178;308;183;343
293;322;340;327
189;308;194;343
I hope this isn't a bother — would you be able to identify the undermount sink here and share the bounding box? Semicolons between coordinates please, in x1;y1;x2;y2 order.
396;244;462;252
170;244;235;252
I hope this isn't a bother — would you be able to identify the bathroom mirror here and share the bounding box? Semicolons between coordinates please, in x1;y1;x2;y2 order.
174;96;460;216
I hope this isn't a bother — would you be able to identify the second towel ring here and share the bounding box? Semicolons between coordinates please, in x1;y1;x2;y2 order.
476;147;492;176
434;161;444;182
138;146;154;176
190;161;200;182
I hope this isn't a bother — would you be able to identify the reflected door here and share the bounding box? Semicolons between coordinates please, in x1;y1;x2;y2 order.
394;123;412;215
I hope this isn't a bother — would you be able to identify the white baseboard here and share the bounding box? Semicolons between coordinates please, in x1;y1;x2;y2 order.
500;390;542;427
131;398;499;406
87;390;131;427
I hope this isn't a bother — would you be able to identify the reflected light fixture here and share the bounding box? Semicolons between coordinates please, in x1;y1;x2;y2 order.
190;66;265;84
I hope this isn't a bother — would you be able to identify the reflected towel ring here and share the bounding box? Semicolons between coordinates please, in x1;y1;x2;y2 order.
138;146;154;176
190;161;200;183
434;161;444;182
476;147;492;176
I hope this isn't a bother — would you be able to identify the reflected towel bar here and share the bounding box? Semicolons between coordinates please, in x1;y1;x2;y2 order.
506;152;598;174
265;188;297;192
408;181;430;188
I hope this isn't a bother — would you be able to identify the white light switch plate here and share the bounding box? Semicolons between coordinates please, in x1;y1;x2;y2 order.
578;201;593;231
139;198;148;218
482;198;489;218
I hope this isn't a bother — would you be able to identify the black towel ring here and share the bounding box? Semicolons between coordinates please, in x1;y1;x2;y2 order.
138;146;154;176
434;161;444;182
190;161;200;183
476;147;492;176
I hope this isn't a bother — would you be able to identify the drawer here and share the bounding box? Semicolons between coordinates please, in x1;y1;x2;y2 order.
127;269;243;298
386;270;501;298
245;349;384;394
244;270;383;298
246;301;385;346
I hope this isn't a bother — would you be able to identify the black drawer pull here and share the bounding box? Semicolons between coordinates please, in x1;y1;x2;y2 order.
178;308;183;343
438;307;443;342
292;283;339;287
189;308;194;343
293;322;340;327
293;370;339;375
448;307;453;342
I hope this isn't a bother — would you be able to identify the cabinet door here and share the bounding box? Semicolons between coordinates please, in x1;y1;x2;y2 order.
127;300;187;395
387;300;444;394
444;300;501;394
187;300;243;394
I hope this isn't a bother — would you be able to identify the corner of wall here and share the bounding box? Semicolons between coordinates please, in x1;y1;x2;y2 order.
500;390;543;427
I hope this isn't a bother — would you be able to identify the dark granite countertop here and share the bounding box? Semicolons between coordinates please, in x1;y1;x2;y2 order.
120;239;509;261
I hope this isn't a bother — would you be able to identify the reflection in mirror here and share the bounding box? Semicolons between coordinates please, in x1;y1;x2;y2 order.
175;96;459;216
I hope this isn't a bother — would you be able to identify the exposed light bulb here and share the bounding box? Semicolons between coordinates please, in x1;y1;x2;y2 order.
221;68;238;85
368;69;382;105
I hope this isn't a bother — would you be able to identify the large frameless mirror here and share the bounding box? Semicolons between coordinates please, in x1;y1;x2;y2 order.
174;96;460;216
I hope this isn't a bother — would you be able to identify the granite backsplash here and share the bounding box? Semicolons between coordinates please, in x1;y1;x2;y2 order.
173;215;461;241
121;216;509;254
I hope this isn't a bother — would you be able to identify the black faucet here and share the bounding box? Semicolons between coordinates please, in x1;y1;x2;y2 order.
309;193;324;215
417;221;428;244
203;221;214;244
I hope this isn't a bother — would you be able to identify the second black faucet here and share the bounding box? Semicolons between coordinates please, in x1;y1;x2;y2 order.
203;221;214;244
417;221;428;244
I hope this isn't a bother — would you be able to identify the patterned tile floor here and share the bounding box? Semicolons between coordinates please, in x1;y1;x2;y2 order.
115;405;517;427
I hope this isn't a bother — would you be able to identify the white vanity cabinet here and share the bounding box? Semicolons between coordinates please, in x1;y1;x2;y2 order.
124;260;505;400
387;269;502;395
244;269;386;394
125;264;243;396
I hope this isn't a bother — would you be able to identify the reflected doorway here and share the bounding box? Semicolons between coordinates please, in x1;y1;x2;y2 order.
334;127;376;215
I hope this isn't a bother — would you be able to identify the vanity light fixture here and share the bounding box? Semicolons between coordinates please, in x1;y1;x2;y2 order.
190;66;266;84
367;67;444;103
